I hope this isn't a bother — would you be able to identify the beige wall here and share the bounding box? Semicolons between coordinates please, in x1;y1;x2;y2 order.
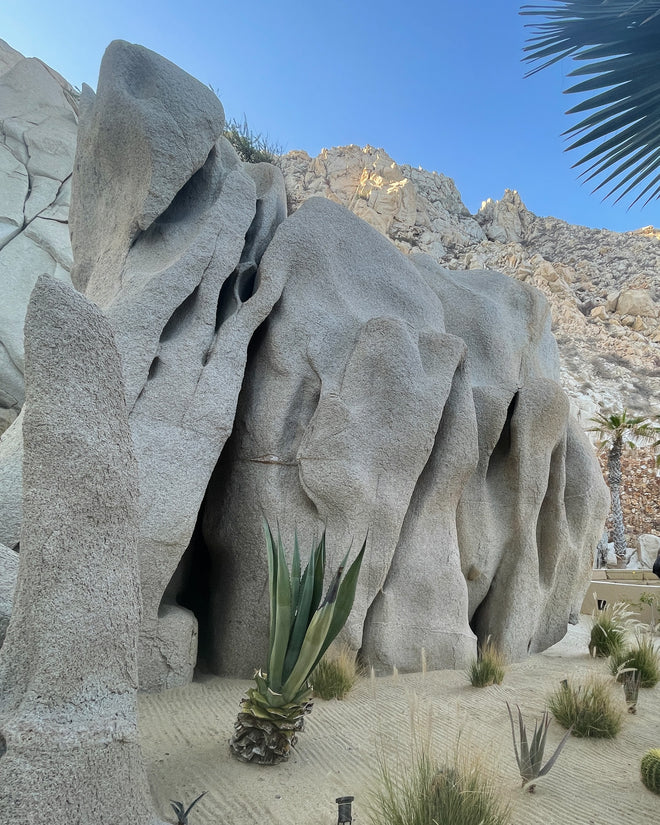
582;577;660;627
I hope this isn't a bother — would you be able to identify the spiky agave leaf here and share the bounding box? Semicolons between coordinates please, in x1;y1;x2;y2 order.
506;702;572;789
265;521;292;692
281;540;366;701
310;538;366;671
282;532;325;683
170;792;206;825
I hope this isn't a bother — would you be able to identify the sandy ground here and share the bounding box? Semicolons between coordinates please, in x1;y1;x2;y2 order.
139;619;660;825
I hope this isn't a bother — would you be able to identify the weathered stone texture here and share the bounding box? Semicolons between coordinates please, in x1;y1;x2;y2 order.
0;40;76;431
70;42;288;689
0;40;612;690
201;202;609;674
0;275;164;825
0;542;17;646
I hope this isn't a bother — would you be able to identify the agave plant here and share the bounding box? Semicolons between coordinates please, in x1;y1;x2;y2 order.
230;521;366;765
170;792;206;825
506;702;572;792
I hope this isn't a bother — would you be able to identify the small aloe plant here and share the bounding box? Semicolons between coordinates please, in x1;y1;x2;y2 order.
506;702;572;792
170;792;206;824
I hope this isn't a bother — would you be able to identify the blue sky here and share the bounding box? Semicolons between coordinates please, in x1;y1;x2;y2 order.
3;0;658;233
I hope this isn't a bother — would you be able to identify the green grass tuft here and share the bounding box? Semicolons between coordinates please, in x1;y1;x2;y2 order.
467;637;507;687
547;675;624;738
371;746;510;825
588;601;634;658
610;634;660;688
222;116;282;164
310;643;360;700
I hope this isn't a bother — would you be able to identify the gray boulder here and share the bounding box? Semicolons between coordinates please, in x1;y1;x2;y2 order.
638;534;660;569
0;276;164;825
203;197;475;675
413;255;610;658
71;41;288;689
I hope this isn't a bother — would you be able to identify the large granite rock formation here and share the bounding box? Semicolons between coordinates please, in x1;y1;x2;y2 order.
0;276;164;825
0;40;610;689
69;41;288;689
0;39;77;434
201;200;609;675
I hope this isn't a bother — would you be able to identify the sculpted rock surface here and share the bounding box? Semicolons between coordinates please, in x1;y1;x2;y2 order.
0;40;76;432
71;42;288;689
203;197;477;674
0;542;17;646
0;276;164;825
0;41;612;689
201;199;609;674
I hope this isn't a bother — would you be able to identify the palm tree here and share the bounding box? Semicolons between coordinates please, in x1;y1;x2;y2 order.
588;410;660;564
521;1;660;206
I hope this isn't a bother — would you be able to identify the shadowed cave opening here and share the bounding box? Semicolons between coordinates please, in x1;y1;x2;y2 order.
486;390;518;478
468;577;494;647
159;320;270;676
468;390;520;649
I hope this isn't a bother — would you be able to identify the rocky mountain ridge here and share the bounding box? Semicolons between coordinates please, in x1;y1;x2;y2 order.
280;145;660;425
279;146;660;541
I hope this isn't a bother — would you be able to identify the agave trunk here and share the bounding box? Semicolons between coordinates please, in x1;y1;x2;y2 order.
230;684;313;764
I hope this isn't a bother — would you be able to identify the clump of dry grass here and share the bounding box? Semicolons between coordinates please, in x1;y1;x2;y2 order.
371;743;510;825
610;634;660;688
547;674;624;738
467;637;507;687
310;642;360;700
588;600;635;658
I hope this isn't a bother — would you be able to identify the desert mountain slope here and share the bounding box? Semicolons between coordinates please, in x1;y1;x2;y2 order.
280;146;660;425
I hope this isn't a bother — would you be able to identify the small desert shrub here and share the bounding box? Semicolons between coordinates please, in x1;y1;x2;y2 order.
222;115;282;164
588;601;634;658
506;703;572;791
311;643;360;700
467;637;506;687
610;635;660;688
371;748;510;825
547;675;624;738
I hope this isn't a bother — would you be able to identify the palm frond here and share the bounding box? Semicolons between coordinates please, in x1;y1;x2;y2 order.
521;0;660;205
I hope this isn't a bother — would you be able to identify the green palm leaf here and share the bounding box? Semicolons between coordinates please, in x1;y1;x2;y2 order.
521;0;660;205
